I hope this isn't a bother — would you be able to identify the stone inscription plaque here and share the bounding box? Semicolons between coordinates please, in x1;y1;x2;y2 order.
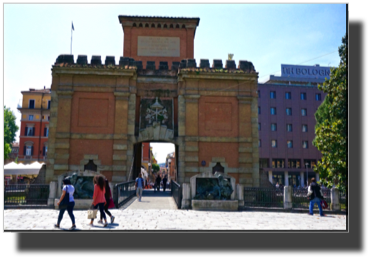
137;36;180;57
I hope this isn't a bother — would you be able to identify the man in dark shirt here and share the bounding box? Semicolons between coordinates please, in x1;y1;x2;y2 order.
307;178;326;216
162;176;168;192
155;174;161;192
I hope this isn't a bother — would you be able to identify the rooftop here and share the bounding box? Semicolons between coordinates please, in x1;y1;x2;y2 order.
21;88;51;94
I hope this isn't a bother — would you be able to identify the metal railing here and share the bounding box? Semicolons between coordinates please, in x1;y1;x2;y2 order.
171;180;182;209
5;184;49;206
244;187;283;208
114;181;136;208
292;188;332;209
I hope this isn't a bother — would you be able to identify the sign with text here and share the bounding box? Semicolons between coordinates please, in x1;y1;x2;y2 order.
281;64;331;79
138;36;180;57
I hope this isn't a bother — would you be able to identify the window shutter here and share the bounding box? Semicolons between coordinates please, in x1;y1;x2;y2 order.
43;146;45;156
31;146;34;156
32;127;35;136
24;146;26;155
25;127;28;136
44;128;47;136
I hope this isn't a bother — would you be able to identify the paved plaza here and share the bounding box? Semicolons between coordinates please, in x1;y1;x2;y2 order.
4;190;346;231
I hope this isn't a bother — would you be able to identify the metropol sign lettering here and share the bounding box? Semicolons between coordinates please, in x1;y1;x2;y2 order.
281;64;331;78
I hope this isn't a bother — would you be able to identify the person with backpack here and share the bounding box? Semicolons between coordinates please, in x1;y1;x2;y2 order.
307;177;326;216
55;177;76;230
135;173;144;202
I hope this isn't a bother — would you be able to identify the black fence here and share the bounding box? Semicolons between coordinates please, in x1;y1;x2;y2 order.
114;181;136;208
4;184;50;206
292;188;333;210
171;180;182;209
244;187;283;208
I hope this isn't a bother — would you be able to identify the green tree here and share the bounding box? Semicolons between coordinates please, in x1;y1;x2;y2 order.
313;34;347;191
152;163;160;173
4;106;19;160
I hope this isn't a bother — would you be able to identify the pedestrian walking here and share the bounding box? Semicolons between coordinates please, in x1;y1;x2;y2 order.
89;175;108;227
135;173;144;202
55;177;76;230
155;174;161;192
307;177;326;216
100;178;115;224
162;175;168;192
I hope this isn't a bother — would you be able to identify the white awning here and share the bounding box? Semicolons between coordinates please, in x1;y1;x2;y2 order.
4;162;44;175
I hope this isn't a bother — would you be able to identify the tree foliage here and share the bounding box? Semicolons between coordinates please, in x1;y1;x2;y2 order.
4;106;19;160
313;34;347;191
152;163;160;173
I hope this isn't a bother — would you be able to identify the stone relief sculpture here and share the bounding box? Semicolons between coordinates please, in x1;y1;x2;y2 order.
144;97;169;126
194;172;233;200
67;173;94;199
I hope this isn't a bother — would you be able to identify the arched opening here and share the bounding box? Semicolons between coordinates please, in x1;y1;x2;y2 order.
145;23;149;27
132;23;137;27
163;24;167;28
157;23;161;28
169;24;173;28
139;23;143;27
176;24;180;28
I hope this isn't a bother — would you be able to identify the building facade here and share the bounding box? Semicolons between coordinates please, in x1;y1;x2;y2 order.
45;15;260;186
17;88;51;163
258;64;330;186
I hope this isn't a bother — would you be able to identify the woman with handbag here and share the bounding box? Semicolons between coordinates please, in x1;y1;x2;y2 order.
55;177;76;230
89;175;108;227
98;178;115;224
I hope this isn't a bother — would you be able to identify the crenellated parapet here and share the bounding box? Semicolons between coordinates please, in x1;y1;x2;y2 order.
54;54;257;75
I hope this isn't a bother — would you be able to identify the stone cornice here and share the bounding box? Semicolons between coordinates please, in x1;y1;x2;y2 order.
178;71;258;82
52;66;137;77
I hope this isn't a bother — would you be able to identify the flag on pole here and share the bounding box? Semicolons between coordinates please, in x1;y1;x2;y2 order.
72;22;74;31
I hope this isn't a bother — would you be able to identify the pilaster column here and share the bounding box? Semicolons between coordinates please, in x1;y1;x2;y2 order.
285;171;289;186
300;172;305;187
268;170;273;184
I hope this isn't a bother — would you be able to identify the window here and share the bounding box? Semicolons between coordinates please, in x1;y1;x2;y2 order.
28;115;34;121
25;145;33;156
286;108;292;116
272;159;285;168
271;123;277;131
288;159;301;168
287;140;293;148
271;140;277;148
257;90;260;98
48;116;50;121
287;124;293;132
25;127;34;136
43;145;48;156
44;127;49;137
301;108;307;116
316;93;321;101
302;124;308;132
48;100;51;109
258;123;261;131
270;107;276;115
302;141;308;149
270;91;276;99
301;93;307;100
285;92;291;99
259;139;261;147
29;100;35;109
258;107;261;114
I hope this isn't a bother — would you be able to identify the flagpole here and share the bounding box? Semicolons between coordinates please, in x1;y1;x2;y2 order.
71;22;73;55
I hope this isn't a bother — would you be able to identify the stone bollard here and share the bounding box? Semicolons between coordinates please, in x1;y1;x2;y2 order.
331;188;341;211
237;184;244;208
109;182;115;201
48;181;58;207
283;186;293;209
181;183;191;209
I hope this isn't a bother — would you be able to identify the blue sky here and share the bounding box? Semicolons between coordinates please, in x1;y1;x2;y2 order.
3;3;346;162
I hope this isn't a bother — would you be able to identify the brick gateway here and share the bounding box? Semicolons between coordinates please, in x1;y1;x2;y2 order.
45;16;260;191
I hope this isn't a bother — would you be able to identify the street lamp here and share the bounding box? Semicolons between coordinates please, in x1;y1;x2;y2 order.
305;163;309;186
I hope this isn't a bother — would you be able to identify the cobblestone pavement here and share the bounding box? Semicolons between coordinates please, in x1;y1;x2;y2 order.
4;208;346;231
